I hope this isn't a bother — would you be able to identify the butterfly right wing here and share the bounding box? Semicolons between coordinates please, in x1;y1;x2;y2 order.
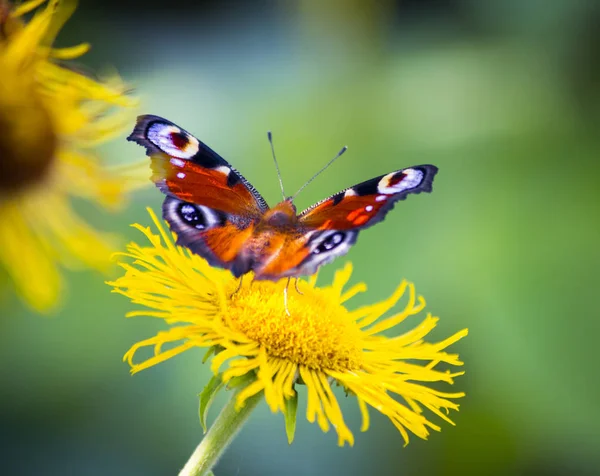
298;165;438;230
128;115;268;274
255;165;438;279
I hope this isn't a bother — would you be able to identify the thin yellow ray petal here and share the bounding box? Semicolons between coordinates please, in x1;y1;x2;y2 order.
54;151;123;208
50;42;90;59
256;349;274;400
273;360;297;402
261;359;285;413
367;314;438;349
390;418;412;446
222;358;261;383
282;362;298;399
10;0;47;17
42;0;77;47
38;61;135;107
316;372;354;446
25;193;116;271
330;262;353;296
299;367;329;432
129;341;196;374
210;347;245;374
339;282;367;303
0;201;61;311
267;359;288;411
426;328;470;352
357;397;370;432
147;208;176;252
236;379;265;410
5;1;55;67
124;310;172;319
106;159;152;192
355;280;408;328
363;295;427;336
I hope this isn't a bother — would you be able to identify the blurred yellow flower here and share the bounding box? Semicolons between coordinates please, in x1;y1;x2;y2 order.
0;0;142;312
111;209;469;447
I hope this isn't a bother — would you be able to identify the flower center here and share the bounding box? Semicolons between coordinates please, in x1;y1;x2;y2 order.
0;18;57;196
227;280;364;371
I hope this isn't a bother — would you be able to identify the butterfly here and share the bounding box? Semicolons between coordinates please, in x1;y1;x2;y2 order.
128;115;438;282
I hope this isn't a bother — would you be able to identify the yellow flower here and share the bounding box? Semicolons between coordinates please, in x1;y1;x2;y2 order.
0;0;143;311
111;209;469;447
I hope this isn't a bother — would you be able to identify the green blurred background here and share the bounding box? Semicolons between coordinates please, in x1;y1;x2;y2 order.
1;0;599;474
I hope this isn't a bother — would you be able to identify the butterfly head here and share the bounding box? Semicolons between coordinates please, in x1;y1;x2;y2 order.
263;198;297;228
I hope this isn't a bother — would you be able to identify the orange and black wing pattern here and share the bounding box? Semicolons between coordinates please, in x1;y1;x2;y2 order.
127;115;267;273
299;165;438;230
128;115;268;216
254;166;438;278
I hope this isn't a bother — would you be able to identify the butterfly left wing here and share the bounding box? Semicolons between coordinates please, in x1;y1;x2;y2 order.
254;165;438;279
127;115;269;275
128;115;269;216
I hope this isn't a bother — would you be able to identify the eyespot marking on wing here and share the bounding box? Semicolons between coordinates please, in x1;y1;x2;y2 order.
377;168;424;195
164;197;224;231
147;122;200;159
295;229;358;275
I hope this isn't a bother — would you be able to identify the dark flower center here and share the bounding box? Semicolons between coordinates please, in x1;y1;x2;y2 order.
0;80;58;196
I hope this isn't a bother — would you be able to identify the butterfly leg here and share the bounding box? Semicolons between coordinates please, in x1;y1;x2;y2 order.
283;277;291;316
294;278;304;295
231;275;244;297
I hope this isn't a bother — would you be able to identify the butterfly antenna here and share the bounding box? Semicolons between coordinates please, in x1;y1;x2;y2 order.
268;131;286;200
291;145;348;201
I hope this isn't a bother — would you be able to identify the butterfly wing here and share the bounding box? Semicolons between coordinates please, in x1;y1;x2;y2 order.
254;229;358;279
128;115;268;274
255;165;438;279
299;165;438;229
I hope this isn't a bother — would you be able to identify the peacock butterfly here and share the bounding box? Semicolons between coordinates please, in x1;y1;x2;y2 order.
128;115;438;281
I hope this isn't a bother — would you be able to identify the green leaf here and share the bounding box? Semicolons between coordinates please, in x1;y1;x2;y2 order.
284;390;298;445
202;346;217;364
225;370;257;389
198;374;224;433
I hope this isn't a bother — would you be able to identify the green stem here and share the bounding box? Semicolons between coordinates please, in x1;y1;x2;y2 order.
178;388;264;476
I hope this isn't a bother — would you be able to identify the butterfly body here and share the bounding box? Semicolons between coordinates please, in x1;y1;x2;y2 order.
223;199;303;278
128;115;438;280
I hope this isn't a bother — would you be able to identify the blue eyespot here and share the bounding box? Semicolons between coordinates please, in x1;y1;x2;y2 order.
313;232;345;254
